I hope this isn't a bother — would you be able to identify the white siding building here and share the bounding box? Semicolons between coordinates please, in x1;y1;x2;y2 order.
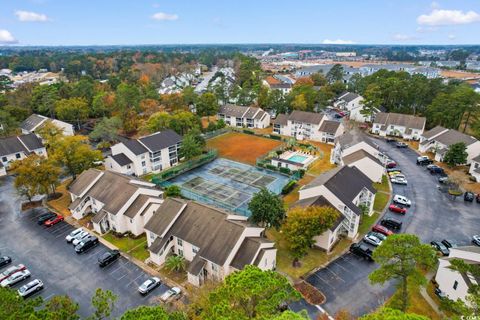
469;155;480;182
334;92;378;123
372;112;426;140
330;130;383;165
341;150;385;183
20;114;74;136
145;198;276;286
68;169;163;236
217;105;271;129
0;133;47;173
105;130;182;176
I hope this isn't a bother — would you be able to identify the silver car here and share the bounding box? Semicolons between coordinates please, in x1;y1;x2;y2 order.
391;176;408;185
72;231;90;246
66;228;83;243
18;279;43;298
138;277;161;295
160;287;181;301
1;269;31;287
363;234;382;247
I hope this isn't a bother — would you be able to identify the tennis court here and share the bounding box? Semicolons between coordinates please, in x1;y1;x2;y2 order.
169;158;289;216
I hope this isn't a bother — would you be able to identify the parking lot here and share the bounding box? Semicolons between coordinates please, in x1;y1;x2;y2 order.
0;176;170;317
307;138;480;317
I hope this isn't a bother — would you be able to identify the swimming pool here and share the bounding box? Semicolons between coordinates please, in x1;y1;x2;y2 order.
288;154;308;163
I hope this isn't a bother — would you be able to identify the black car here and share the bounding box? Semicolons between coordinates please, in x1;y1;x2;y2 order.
441;239;458;249
435;287;447;299
349;243;374;261
431;241;450;256
476;194;480;203
396;142;408;148
428;165;445;175
98;250;120;267
386;138;396;143
417;158;433;166
37;212;56;225
0;256;12;268
464;192;475;202
75;236;99;254
380;218;402;230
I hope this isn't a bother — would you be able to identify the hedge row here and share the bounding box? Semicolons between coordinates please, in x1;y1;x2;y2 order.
282;180;297;195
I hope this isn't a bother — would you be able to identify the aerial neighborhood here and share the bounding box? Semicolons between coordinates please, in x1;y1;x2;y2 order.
1;17;480;319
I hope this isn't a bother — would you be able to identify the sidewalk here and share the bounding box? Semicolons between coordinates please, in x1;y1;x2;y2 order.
420;271;444;318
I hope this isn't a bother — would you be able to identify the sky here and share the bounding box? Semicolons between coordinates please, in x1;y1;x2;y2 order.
1;0;480;46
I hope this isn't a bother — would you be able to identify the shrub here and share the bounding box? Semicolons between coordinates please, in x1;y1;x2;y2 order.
298;169;306;178
281;180;297;195
266;164;277;171
275;150;283;156
257;162;264;168
243;129;254;135
269;134;282;140
279;167;291;175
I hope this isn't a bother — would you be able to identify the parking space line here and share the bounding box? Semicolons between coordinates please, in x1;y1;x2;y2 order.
324;266;346;283
117;273;130;281
331;260;350;273
43;293;55;301
126;274;144;288
310;273;335;291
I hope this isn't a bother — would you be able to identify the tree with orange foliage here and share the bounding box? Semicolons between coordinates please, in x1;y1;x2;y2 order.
294;77;315;87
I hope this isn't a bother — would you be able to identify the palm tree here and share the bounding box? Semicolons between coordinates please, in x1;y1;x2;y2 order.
165;255;186;272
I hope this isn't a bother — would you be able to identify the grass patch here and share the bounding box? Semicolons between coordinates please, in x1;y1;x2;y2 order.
267;228;351;280
374;175;390;193
103;233;149;261
47;179;72;217
282;175;315;208
358;212;380;235
306;142;335;176
373;192;390;212
387;284;442;320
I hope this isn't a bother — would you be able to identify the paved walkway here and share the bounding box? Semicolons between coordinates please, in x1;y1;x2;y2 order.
419;271;444;318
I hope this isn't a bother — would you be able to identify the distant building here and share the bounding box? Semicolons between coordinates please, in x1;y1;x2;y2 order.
372;112;426;140
105;130;182;176
262;76;292;94
0;133;47;174
20;114;75;136
217;105;270;129
334;92;377;123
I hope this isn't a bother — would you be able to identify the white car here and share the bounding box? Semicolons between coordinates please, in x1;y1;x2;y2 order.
390;173;406;180
1;269;31;287
66;228;84;243
160;287;181;301
393;195;411;207
363;234;382;247
72;231;90;246
138;277;161;295
18;279;43;298
391;176;408;185
473;235;480;246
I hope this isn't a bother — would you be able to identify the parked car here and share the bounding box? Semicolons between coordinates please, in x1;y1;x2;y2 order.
368;231;387;242
386;138;396;143
350;243;374;261
160;287;181;302
0;256;12;269
75;236;99;254
393;195;411;207
435;287;447;299
372;224;394;236
431;241;450;256
386;161;397;168
72;231;90;246
44;214;64;227
438;176;449;184
389;204;407;214
396;142;408;148
391;176;408;185
387;168;401;173
417;156;433;165
464;192;475;202
37;212;56;225
66;228;84;243
0;264;26;282
441;239;458;249
98;250;120;268
138;277;161;295
0;269;31;287
388;170;402;176
381;218;402;230
428;165;445;175
476;194;480;203
363;234;383;247
472;235;480;246
18;279;43;298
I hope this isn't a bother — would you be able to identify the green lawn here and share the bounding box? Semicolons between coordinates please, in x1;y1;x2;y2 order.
358;212;380;235
373;192;390;212
102;233;149;261
374;175;390;193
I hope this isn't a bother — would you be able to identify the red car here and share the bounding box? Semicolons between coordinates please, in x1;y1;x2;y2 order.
372;224;394;236
386;161;397;168
44;214;64;227
389;204;407;214
0;264;26;282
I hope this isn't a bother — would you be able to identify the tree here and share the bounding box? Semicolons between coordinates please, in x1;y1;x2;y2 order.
31;84;59;118
89;117;122;143
52;136;103;179
36;121;64;151
282;206;339;260
360;307;429;320
179;131;203;160
169;111;200;135
165;255;186;272
443;142;468;167
0;286;44;319
361;84;383;122
291;94;308;111
0;109;18;137
55;97;89;129
45;295;80;320
182;86;197;107
199;265;301;320
310;73;328;86
164;185;181;198
121;305;187;320
248;188;285;229
92;92;115;118
369;234;437;312
90;288;117;320
326;64;344;83
196;92;219;118
0;75;13;92
146;112;171;133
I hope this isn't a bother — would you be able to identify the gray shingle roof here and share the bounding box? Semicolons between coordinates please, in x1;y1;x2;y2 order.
111;153;132;167
230;237;270;270
138;130;182;152
0;133;43;157
272;114;289;126
289;110;324;125
319;120;341;135
338;92;360;103
20;114;46;132
144;198;186;237
218;104;248;118
123;139;148;155
335;130;377;149
433;129;478;147
187;255;207;275
422;126;448;140
374;112;426;130
18;133;44;151
342;149;382;166
123;194;150;219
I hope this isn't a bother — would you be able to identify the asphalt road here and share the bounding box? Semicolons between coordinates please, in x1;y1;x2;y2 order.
0;176;170;318
306;138;480;317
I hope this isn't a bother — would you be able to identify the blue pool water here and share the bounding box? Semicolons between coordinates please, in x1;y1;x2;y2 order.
288;155;308;163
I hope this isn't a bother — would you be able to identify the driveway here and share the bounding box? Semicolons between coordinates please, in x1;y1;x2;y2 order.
0;176;170;318
306;138;480;317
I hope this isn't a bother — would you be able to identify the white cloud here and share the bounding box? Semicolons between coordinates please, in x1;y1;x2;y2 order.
322;39;356;45
392;33;418;41
0;29;18;44
417;9;480;26
151;12;178;21
15;10;49;22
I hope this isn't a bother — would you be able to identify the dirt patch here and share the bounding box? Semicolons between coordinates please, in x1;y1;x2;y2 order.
441;69;480;80
21;200;42;211
294;280;326;305
206;132;283;165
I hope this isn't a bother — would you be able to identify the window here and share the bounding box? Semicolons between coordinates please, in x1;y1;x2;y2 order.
1;157;6;162
178;249;184;257
127;165;131;169
476;163;479;169
211;263;218;272
192;246;199;254
141;155;145;159
141;161;146;167
15;153;21;159
177;238;183;246
453;280;458;290
149;232;156;240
